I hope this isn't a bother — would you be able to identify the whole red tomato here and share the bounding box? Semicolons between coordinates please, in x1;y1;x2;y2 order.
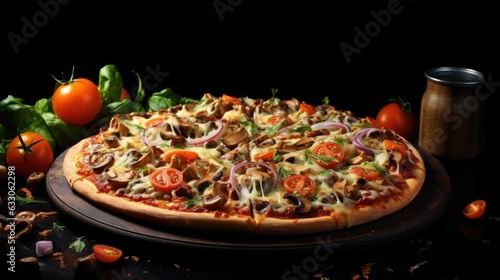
52;77;102;126
119;88;131;100
6;132;54;179
375;97;418;141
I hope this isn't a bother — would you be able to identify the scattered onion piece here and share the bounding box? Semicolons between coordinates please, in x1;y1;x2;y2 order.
352;128;385;154
36;240;53;257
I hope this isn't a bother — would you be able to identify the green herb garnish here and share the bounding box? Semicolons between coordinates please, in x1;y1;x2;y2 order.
270;87;280;105
69;236;86;252
322;96;330;105
303;149;336;165
240;120;259;136
277;164;291;178
272;152;283;163
184;195;203;208
292;125;311;133
15;195;47;205
52;223;66;232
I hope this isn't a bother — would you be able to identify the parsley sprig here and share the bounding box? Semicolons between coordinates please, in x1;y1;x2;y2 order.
52;222;66;232
184;195;202;208
15;195;47;205
240;120;258;136
277;164;291;178
304;149;337;165
70;236;86;252
264;123;282;136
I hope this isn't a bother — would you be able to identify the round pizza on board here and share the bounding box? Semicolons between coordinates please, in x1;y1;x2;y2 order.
62;93;426;236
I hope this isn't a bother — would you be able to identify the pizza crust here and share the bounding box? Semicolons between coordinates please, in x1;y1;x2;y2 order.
63;138;257;234
62;122;426;236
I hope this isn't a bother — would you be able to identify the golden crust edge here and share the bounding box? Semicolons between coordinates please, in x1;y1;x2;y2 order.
61;135;427;236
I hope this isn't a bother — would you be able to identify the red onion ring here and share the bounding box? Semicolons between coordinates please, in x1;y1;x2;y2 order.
310;121;350;133
277;124;301;134
352;128;385;154
187;119;224;146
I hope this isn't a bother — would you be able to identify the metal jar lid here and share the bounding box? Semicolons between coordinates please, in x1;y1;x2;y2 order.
424;67;485;87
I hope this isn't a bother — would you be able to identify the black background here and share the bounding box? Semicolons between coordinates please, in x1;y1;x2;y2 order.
3;2;500;279
4;0;499;119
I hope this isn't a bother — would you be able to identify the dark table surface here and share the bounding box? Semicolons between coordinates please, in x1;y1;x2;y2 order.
3;1;500;279
2;136;499;280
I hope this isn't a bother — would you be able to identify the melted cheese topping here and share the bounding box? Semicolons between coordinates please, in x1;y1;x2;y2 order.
75;94;421;220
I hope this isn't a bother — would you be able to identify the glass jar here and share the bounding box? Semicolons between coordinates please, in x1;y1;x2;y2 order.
418;67;485;160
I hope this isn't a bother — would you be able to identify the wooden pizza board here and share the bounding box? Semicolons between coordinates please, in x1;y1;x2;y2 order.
46;147;451;253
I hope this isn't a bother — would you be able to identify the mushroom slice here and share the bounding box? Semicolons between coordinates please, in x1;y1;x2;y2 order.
182;159;211;182
250;134;274;147
203;195;227;210
318;193;338;204
109;114;132;136
106;169;132;188
89;153;115;173
349;151;371;165
333;178;362;200
221;127;249;148
127;147;155;169
102;131;120;148
283;193;312;214
186;160;224;192
292;137;315;150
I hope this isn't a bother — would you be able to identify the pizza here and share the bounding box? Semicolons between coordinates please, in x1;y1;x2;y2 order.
62;93;426;236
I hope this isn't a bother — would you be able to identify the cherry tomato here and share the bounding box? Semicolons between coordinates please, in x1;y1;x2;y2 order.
93;244;123;263
299;102;317;114
163;150;200;170
383;139;408;157
120;88;131;100
144;118;166;128
221;93;241;104
311;142;344;169
149;168;185;192
462;199;486;220
52;77;102;126
365;116;382;129
349;166;380;180
283;175;316;196
163;150;199;163
6;132;54;179
267;115;293;128
254;150;275;161
375;97;418;140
